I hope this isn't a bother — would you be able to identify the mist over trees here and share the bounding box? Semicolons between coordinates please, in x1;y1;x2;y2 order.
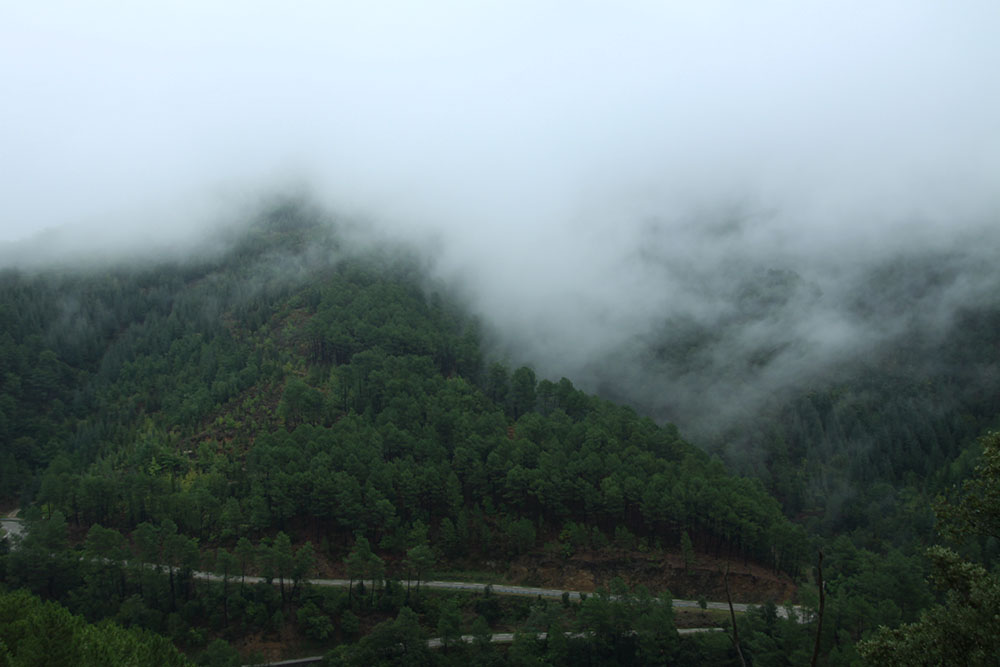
0;207;803;663
2;1;999;662
1;201;998;663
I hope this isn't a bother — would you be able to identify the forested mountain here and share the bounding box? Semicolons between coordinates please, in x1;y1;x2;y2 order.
0;205;804;664
1;203;998;664
592;245;1000;550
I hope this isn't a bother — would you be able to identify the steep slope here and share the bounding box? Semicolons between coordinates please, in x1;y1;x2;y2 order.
0;205;804;661
2;205;799;569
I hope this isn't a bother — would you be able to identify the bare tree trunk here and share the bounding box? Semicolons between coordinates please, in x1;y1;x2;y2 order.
811;551;826;667
725;563;747;667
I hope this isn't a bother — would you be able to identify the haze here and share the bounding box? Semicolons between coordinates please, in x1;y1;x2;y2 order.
3;1;999;436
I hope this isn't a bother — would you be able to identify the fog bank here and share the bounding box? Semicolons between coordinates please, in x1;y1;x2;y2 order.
3;2;999;435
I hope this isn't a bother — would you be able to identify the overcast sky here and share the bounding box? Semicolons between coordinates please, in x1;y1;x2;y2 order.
4;2;1000;433
3;1;998;245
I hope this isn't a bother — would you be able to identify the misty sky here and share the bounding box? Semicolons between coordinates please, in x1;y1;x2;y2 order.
4;2;1000;433
3;1;998;243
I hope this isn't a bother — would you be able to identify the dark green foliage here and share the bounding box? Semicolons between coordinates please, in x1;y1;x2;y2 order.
435;598;462;651
3;207;921;663
278;378;327;427
509;366;536;419
1;210;801;576
515;579;680;666
0;589;191;666
5;510;79;601
858;432;1000;665
344;535;384;607
196;639;241;667
405;544;435;595
335;606;432;666
297;601;334;640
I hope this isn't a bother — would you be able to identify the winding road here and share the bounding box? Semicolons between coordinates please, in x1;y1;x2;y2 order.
3;513;800;619
248;628;727;666
199;568;805;665
192;570;803;621
3;519;804;666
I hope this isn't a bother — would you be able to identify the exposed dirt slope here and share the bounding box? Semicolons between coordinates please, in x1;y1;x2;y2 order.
506;548;797;603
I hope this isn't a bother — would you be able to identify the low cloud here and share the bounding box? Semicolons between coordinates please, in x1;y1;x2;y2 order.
3;2;999;438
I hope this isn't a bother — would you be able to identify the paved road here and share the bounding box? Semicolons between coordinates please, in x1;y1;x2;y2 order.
2;525;802;621
1;520;801;662
0;518;23;542
247;627;726;665
192;570;803;620
320;577;802;619
3;511;801;621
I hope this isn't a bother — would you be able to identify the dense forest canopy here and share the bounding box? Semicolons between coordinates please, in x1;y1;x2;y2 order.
4;2;999;663
1;203;999;664
0;205;799;565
